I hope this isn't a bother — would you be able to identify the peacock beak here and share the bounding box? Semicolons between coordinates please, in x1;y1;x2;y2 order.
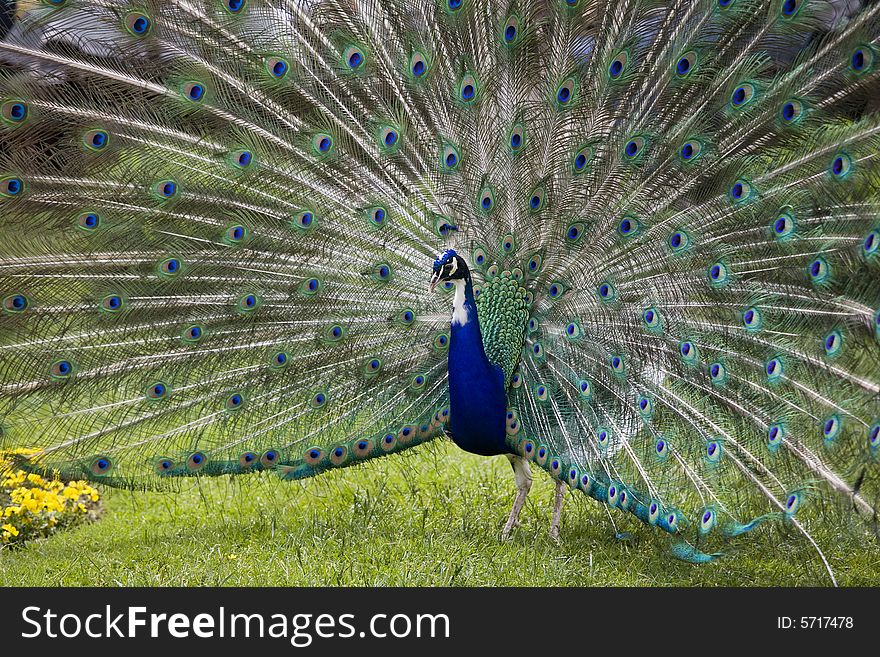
429;271;441;293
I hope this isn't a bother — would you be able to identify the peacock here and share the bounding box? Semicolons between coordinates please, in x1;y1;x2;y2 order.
0;0;878;576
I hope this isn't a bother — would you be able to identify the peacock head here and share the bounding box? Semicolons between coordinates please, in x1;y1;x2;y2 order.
429;249;469;292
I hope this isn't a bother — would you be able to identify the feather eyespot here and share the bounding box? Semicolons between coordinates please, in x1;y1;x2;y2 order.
458;73;479;103
597;281;616;302
643;307;661;329
528;185;546;212
409;51;429;78
101;294;124;313
310;391;327;408
363;357;383;376
158;257;181;277
239;452;258;469
366;205;387;228
265;57;288;79
187;452;207;471
3;294;29;313
125;12;152;36
440;144;461;171
780;98;804;124
850;46;874;73
679;340;699;364
675;51;697;77
225;392;244;410
271;351;289;368
354;439;374;458
729;179;752;203
709;362;727;385
784;492;801;516
572;146;591;173
50;359;74;379
669;230;690;251
478;187;495;213
556;77;576;106
780;0;802;17
608;52;628;79
224;0;247;14
238;293;259;311
224;224;247;244
330;445;348;466
1;100;28;124
153;180;178;199
822;415;842;443
83;129;109;151
502;15;522;45
766;357;784;381
509;124;525;152
1;176;24;197
547;281;566;299
90;456;113;476
577;379;592;400
146;382;169;400
808;256;830;284
655;439;669;459
622;136;646;160
304;447;325;466
343;45;365;70
742;306;762;331
155;458;175;474
179;324;203;344
730;83;756;108
610;355;625;374
829;153;853;179
679;140;703;162
823;330;843;357
182;82;205;102
617;215;640;237
433;333;449;350
312;133;333;155
772;210;795;239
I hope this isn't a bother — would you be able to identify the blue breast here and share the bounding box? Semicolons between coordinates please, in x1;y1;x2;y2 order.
447;279;509;456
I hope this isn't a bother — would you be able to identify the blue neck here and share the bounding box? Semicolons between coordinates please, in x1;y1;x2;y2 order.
446;276;509;456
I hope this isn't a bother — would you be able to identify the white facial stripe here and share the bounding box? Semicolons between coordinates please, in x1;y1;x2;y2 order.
448;257;458;276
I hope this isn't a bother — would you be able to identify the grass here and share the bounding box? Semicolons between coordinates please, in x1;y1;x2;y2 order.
1;440;878;586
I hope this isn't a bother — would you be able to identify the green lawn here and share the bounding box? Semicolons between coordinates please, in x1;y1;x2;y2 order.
2;440;878;586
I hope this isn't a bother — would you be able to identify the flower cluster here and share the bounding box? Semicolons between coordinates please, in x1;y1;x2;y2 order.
1;448;102;546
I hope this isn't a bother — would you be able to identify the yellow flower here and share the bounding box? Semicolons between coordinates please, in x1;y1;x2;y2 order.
1;523;19;537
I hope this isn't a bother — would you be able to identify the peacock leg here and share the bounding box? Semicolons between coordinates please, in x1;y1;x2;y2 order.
501;454;532;540
549;479;565;542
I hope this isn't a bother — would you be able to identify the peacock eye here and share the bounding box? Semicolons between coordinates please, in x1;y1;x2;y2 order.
441;143;461;171
502;15;522;45
730;82;756;108
379;125;401;150
312;133;333;155
679;139;703;162
83;129;110;151
556;77;576;106
458;73;479;103
265;57;288;79
343;45;366;70
409;51;429;78
608;51;629;79
675;51;697;77
829;152;853;179
225;0;247;14
182;81;206;102
623;136;646;159
125;12;152;36
1;99;29;124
